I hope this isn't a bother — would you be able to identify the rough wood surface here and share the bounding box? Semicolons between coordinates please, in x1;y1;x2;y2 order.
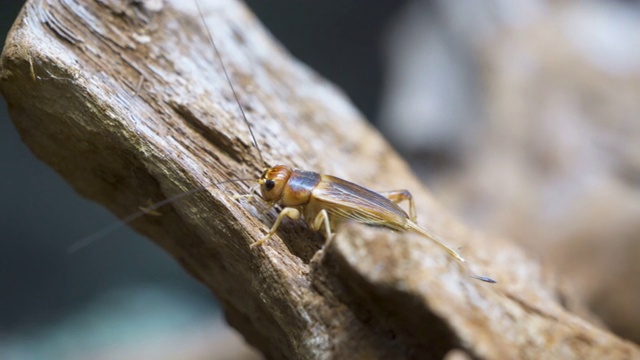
1;0;638;359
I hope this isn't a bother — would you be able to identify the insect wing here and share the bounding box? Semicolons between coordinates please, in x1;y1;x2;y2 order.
312;175;409;228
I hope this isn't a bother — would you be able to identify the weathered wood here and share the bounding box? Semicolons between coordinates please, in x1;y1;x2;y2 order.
1;0;638;358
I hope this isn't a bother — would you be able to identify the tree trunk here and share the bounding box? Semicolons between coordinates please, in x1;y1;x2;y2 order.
1;0;637;358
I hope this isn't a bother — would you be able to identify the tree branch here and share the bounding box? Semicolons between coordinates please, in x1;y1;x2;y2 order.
1;0;637;358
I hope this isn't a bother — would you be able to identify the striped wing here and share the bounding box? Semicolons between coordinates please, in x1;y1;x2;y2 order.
311;175;409;229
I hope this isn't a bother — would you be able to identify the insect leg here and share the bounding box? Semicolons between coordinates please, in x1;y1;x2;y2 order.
251;207;301;248
232;184;260;201
378;190;416;222
310;209;332;240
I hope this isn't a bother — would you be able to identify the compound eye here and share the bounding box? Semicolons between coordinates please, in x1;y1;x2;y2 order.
265;179;275;191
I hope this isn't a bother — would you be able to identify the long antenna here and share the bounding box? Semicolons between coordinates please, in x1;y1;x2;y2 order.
67;178;254;253
194;2;268;169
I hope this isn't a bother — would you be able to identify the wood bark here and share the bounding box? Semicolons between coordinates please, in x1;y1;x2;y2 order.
1;0;638;359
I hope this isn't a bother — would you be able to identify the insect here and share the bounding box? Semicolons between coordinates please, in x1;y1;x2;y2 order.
71;1;495;284
234;164;495;283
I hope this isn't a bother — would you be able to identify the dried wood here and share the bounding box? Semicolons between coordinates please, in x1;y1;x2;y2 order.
1;0;638;358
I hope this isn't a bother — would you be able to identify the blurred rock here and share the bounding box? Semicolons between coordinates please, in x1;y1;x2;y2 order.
380;0;640;343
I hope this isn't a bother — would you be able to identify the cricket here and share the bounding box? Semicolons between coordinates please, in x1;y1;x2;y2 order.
70;1;495;284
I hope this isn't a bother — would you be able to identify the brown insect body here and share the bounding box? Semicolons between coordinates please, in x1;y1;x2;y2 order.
249;165;468;265
262;165;409;230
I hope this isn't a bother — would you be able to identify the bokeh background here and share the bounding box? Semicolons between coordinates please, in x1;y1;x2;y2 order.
2;0;639;359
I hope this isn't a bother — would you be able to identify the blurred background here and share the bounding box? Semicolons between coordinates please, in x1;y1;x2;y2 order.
2;0;640;359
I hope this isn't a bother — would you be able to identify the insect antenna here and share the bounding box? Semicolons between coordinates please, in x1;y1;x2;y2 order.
194;1;268;170
67;178;255;253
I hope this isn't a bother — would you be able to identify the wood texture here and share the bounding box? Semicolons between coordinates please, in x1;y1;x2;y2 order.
1;0;638;358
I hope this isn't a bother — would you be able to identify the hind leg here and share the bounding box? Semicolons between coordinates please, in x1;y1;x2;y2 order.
378;190;416;222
